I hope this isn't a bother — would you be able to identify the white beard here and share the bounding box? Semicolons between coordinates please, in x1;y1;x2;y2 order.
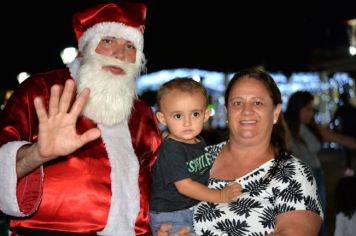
76;52;141;125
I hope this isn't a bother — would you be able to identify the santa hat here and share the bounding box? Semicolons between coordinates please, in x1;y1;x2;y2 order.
72;2;146;54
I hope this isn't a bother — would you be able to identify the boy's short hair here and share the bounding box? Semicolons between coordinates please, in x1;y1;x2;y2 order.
156;78;208;111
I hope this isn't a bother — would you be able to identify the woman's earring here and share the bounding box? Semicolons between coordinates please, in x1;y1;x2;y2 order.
273;119;277;124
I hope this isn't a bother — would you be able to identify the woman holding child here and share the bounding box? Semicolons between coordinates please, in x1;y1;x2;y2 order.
159;68;323;236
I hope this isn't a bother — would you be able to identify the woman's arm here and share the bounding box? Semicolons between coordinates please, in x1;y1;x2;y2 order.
318;125;356;149
268;210;322;236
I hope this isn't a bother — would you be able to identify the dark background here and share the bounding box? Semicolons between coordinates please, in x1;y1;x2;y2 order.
2;0;356;89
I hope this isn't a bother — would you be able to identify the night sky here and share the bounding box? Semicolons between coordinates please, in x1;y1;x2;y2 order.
2;0;356;89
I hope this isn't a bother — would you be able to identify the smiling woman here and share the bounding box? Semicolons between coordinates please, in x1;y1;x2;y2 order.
192;68;323;236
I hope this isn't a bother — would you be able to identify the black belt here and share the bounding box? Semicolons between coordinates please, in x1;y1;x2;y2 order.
14;228;97;236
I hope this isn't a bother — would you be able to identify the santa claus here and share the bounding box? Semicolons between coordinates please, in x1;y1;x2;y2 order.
0;2;161;236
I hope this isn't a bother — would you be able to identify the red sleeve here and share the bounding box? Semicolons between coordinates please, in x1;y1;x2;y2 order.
16;168;43;214
0;69;70;215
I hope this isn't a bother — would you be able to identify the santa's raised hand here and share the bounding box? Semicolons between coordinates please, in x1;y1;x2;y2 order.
16;79;101;178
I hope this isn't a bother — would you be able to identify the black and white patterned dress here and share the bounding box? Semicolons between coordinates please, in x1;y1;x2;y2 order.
193;142;323;236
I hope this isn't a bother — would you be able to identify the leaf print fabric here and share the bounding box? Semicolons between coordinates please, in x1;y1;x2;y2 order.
193;142;323;236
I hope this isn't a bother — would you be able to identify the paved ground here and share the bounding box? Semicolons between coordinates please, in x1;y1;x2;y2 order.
319;148;356;236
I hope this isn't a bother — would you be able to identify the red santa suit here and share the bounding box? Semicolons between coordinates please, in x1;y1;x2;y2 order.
0;3;161;235
0;68;161;235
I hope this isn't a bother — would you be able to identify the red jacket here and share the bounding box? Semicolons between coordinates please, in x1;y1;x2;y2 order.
0;69;161;235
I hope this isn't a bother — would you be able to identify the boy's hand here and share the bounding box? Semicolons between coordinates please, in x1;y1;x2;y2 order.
220;182;242;202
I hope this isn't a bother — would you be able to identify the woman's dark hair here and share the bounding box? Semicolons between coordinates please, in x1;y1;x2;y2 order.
334;175;356;219
284;91;323;144
224;68;290;154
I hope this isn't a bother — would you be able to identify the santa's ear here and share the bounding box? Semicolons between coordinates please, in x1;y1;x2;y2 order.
156;112;167;126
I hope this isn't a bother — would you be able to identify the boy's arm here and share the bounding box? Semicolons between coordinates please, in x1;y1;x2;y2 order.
175;178;242;203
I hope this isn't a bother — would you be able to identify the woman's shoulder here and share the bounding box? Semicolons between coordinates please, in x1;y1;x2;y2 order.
284;154;315;181
286;154;312;169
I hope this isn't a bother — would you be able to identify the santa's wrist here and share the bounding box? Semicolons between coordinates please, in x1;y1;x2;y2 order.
16;143;45;179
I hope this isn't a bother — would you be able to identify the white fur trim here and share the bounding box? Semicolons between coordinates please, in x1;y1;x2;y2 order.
79;22;143;53
0;141;31;216
97;122;140;236
67;57;81;79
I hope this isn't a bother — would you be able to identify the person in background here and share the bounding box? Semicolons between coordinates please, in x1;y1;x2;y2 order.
330;91;356;176
333;175;356;236
284;90;356;236
159;68;323;236
0;2;161;235
150;78;241;235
